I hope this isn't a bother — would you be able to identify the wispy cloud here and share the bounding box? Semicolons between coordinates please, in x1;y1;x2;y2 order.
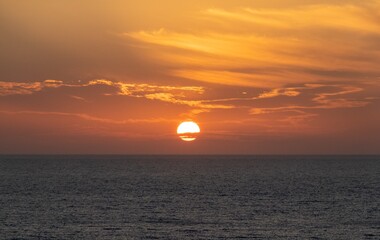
0;80;63;96
127;2;380;88
121;2;380;129
88;79;204;96
0;79;233;113
204;3;380;33
250;85;369;115
0;110;175;124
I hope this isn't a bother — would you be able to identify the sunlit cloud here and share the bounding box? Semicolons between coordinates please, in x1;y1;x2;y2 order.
0;79;231;113
256;88;300;99
204;3;380;33
250;85;370;115
0;80;63;96
127;2;380;88
1;79;203;97
121;2;380;134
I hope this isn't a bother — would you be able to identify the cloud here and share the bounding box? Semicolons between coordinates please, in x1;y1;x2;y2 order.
127;2;380;88
88;79;204;97
0;79;232;114
250;84;370;115
0;78;203;97
0;110;174;124
256;88;301;99
204;3;380;33
0;80;63;96
122;2;380;129
87;79;233;109
144;92;233;109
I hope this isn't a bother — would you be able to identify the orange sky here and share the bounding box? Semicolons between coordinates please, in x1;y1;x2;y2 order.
1;0;379;154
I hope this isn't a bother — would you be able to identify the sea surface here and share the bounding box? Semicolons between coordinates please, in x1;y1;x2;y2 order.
0;155;379;239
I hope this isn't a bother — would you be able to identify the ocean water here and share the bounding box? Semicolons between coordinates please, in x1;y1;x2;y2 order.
0;155;379;239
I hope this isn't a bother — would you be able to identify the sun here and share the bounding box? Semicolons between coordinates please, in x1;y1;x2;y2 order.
177;121;200;142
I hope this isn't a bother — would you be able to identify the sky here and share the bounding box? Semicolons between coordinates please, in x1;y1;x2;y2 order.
1;0;380;154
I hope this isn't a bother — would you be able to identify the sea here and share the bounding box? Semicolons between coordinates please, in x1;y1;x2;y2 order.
0;155;379;239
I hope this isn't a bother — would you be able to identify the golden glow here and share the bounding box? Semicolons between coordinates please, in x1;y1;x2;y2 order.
1;1;379;154
177;121;200;141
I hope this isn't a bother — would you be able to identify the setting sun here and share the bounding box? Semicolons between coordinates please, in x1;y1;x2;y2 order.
177;121;200;142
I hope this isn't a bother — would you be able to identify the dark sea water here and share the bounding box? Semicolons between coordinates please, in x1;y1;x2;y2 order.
0;155;379;239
